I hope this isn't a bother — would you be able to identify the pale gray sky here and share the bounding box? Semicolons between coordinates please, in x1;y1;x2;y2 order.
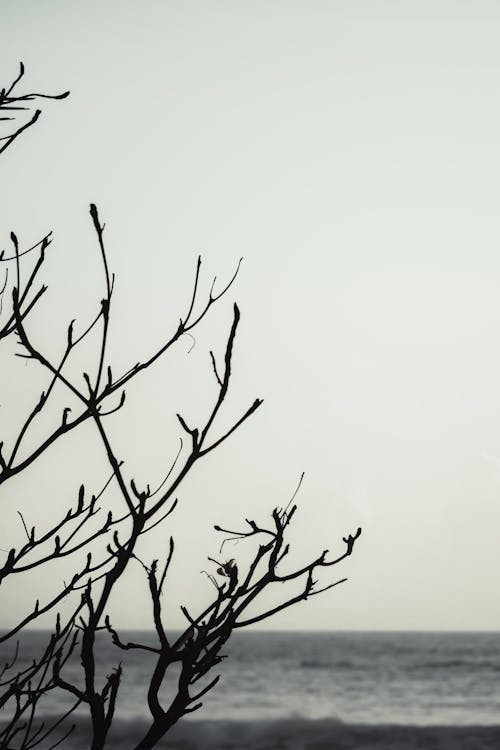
1;0;500;630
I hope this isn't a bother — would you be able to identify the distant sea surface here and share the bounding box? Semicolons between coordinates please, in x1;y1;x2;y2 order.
1;630;498;727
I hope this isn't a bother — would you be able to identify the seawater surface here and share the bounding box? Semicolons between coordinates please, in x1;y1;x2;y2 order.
1;630;498;727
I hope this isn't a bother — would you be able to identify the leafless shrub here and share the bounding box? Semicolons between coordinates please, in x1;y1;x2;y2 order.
0;67;361;750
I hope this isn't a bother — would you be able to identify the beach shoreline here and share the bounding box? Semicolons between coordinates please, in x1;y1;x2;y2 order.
4;717;497;749
141;719;500;749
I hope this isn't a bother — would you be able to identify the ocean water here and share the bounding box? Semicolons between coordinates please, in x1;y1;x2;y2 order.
1;629;498;730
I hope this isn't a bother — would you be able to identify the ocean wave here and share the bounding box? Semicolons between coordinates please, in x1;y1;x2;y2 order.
299;658;354;669
3;716;499;750
407;659;500;671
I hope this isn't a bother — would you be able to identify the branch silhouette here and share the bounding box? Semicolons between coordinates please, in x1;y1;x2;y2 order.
0;66;361;750
0;63;69;157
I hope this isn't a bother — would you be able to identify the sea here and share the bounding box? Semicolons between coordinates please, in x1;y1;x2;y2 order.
1;630;499;748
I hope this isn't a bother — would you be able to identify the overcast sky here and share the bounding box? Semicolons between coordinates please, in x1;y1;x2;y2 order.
1;0;500;631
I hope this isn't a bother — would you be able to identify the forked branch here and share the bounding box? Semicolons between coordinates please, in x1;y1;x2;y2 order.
0;62;69;157
103;489;361;750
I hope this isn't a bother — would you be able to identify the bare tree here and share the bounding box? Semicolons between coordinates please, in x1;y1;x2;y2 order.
0;67;361;750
